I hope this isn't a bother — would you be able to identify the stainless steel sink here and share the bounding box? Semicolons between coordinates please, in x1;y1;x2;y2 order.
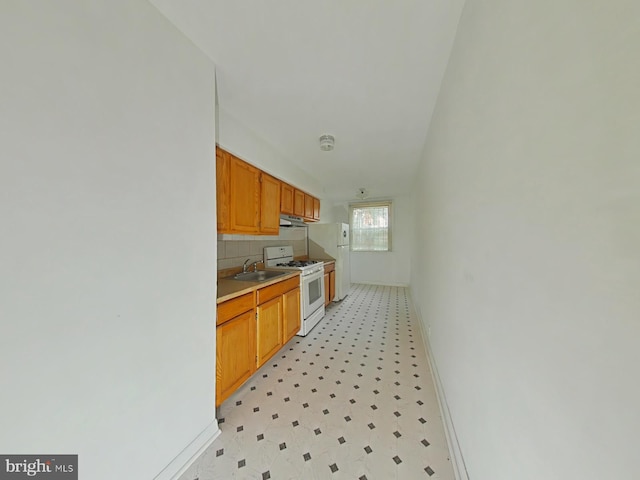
231;270;287;282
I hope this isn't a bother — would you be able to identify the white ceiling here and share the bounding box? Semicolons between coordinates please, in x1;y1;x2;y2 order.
151;0;465;202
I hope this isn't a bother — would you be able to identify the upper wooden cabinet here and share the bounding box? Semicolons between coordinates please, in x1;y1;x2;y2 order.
291;188;319;222
229;155;260;233
293;189;305;217
304;193;313;219
260;172;281;235
216;146;320;233
217;147;281;235
280;182;294;215
216;148;231;232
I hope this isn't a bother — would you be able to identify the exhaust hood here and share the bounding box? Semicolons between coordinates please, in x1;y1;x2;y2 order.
280;214;307;227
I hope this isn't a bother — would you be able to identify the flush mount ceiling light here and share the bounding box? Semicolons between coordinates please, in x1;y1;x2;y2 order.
355;188;369;200
319;134;335;151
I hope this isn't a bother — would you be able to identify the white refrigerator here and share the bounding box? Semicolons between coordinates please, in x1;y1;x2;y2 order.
307;223;351;301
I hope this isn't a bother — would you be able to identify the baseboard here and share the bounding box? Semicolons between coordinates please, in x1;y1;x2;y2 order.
154;420;221;480
352;281;409;287
413;305;469;480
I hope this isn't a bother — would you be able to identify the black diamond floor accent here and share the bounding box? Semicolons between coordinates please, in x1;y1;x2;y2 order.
425;466;435;476
329;463;339;473
393;456;402;464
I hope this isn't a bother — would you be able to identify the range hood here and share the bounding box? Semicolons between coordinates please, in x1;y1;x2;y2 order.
280;214;307;227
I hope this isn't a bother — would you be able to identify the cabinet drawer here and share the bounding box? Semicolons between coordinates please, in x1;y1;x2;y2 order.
324;262;335;274
217;292;255;326
257;276;300;305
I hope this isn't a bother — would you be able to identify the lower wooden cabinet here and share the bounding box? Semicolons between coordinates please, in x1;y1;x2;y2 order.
216;309;255;406
216;276;301;406
324;262;336;306
256;296;283;368
283;287;301;343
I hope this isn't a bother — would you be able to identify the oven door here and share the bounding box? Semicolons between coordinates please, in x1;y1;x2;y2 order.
301;269;325;319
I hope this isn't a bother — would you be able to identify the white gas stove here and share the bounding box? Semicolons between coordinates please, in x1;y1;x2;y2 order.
264;246;325;336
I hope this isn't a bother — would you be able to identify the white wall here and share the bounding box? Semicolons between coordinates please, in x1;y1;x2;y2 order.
218;108;326;200
411;1;640;479
350;194;413;286
0;2;218;478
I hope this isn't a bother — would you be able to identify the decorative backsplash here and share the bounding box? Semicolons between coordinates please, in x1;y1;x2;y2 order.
217;227;307;270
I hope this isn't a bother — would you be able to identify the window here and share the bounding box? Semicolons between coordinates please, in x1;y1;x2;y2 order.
350;201;391;252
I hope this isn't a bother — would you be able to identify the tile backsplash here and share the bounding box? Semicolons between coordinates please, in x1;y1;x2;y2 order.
217;227;307;270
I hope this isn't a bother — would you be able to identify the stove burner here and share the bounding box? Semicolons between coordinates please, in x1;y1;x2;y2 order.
276;260;319;268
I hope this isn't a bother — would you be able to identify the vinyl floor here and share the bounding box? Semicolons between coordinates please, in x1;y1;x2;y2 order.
180;284;454;480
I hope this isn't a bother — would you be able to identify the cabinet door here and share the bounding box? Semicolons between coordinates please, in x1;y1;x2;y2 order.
324;273;330;306
304;194;313;219
260;173;281;234
293;189;305;217
216;310;256;406
281;182;294;215
283;287;300;343
313;197;320;220
329;270;336;303
216;148;230;232
256;296;283;367
230;156;260;233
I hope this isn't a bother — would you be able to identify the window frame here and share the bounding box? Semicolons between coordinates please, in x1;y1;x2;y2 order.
349;200;392;252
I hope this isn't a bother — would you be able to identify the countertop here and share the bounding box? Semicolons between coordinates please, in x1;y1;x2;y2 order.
217;270;300;304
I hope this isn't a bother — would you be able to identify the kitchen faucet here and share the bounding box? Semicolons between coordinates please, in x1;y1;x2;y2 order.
243;259;261;273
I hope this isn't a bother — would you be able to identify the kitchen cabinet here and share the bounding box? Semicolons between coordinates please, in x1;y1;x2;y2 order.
256;296;283;367
260;172;281;234
324;262;336;306
293;189;305;217
293;189;320;222
256;276;300;367
216;146;320;231
216;292;256;406
283;286;301;343
216;146;281;235
280;182;294;215
216;276;301;406
304;193;314;219
229;155;261;233
216;148;231;232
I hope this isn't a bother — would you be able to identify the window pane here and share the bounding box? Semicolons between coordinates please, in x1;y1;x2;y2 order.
350;203;390;251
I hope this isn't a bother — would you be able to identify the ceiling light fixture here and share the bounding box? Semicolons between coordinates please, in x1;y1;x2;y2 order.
319;134;335;151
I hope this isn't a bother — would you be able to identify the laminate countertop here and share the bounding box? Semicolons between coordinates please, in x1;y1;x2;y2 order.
217;271;300;304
